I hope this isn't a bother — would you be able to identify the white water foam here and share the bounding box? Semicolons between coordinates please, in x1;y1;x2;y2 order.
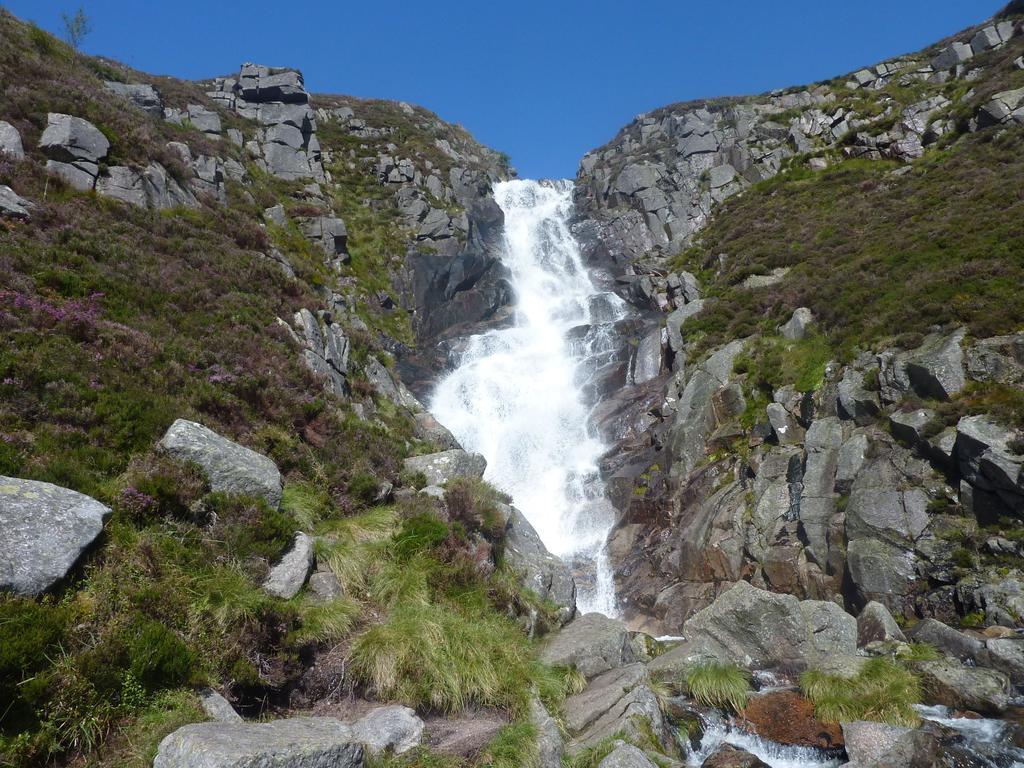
430;179;627;614
688;713;842;768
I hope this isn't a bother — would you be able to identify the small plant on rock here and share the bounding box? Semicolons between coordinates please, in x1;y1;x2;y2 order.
684;661;751;713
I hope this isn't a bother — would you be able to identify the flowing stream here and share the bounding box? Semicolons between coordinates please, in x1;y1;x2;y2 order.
430;179;627;615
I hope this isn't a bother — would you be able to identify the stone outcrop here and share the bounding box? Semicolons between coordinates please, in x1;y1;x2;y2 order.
0;185;33;219
38;112;110;190
153;717;362;768
916;658;1010;714
402;449;486;487
0;476;111;595
103;81;164;117
539;612;635;679
159;419;283;508
290;307;350;397
649;582;857;673
502;506;577;625
0;120;25;159
262;532;315;599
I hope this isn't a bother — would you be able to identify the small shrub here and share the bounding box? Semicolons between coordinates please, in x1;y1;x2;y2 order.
393;513;450;561
685;662;751;713
399;469;429;490
444;478;508;541
347;472;380;506
0;599;68;730
126;617;196;692
897;642;940;662
961;611;986;628
477;721;538;768
281;481;332;530
207;493;295;563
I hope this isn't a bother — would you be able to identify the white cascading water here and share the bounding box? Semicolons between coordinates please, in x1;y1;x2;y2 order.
430;179;627;615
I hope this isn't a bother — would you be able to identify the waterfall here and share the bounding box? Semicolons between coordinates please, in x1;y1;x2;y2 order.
430;179;628;615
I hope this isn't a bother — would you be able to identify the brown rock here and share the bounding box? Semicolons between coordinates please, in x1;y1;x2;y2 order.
741;690;844;749
701;745;769;768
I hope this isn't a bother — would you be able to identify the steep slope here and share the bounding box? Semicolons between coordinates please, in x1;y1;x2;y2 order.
571;5;1024;639
0;11;581;768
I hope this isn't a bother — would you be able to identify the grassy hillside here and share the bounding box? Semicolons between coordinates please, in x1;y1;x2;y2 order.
0;13;558;768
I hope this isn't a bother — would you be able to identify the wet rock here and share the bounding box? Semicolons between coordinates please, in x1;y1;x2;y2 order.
153;717;362;768
402;449;486;487
262;532;315;599
841;721;938;768
539;613;635;679
742;690;843;749
917;659;1010;714
701;745;769;768
0;476;111;595
565;663;671;753
503;506;576;625
351;705;423;755
158;419;283;508
857;601;907;646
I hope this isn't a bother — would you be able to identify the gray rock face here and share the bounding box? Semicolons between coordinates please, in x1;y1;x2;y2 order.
597;744;657;768
0;120;25;159
955;415;1024;513
199;689;242;723
539;612;635;679
103;81;164;116
907;618;984;663
841;721;932;768
159;419;283;508
293;308;349;398
917;659;1010;714
530;698;564;768
565;663;671;754
503;507;576;625
0;476;112;595
932;42;974;71
986;638;1024;685
904;328;966;401
153;717;362;768
846;537;917;609
402;449;486;487
350;705;423;755
0;185;33;219
650;581;856;671
38;113;109;190
837;368;880;426
779;307;814;341
857;601;906;646
262;532;315;599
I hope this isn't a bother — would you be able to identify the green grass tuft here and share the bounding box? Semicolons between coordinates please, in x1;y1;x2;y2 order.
800;657;921;726
684;662;751;713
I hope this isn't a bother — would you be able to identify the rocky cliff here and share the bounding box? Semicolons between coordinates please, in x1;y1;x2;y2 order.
568;6;1024;641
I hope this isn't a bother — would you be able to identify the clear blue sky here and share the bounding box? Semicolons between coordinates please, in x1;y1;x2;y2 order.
2;0;1007;178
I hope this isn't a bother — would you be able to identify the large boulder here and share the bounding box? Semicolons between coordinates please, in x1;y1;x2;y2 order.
38;113;110;191
857;601;906;646
159;419;283;508
841;721;938;768
955;415;1023;513
779;307;814;341
153;717;362;768
648;582;857;673
906;618;984;663
903;328;966;401
742;690;843;749
0;185;33;219
0;120;24;160
985;638;1024;685
262;532;315;599
199;689;242;723
701;745;770;768
564;664;672;754
0;476;111;595
916;659;1010;714
402;449;486;487
103;81;164;117
350;705;423;755
539;612;635;678
503;506;576;624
